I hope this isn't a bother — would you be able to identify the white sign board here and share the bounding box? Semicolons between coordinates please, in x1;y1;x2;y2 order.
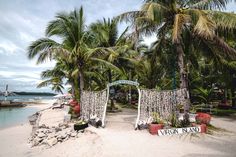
158;126;201;136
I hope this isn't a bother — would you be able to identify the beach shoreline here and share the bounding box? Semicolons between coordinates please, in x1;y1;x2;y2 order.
0;99;55;130
1;100;236;157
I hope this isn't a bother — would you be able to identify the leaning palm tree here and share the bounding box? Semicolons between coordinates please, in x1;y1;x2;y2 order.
118;0;236;112
27;7;103;99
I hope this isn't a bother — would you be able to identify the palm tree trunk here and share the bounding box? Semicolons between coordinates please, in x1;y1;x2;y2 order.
71;81;75;97
232;76;236;108
176;43;187;89
176;43;189;113
128;70;132;105
108;70;115;110
79;71;84;100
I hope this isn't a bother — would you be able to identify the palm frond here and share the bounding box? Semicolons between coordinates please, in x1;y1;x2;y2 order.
172;14;190;43
194;11;216;39
27;38;60;62
189;0;232;10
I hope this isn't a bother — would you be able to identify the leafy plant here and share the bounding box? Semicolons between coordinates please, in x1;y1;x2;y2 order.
180;113;190;127
169;113;181;128
151;112;163;124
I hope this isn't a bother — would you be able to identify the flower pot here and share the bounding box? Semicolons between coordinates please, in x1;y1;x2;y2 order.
74;122;88;131
200;124;207;133
148;124;164;135
196;113;211;125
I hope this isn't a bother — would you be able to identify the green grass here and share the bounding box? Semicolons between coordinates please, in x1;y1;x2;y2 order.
195;107;236;116
116;102;138;110
212;109;236;116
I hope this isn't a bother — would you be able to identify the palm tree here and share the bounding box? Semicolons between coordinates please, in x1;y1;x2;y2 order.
28;7;102;99
117;0;236;112
90;18;134;109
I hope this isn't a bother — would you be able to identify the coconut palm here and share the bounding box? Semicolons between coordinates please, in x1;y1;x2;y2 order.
117;0;236;112
27;7;105;99
90;18;135;109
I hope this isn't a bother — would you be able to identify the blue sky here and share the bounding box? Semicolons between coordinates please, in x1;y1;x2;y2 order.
0;0;235;93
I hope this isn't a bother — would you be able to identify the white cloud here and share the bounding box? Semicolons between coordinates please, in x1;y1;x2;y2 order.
0;41;23;55
0;0;235;93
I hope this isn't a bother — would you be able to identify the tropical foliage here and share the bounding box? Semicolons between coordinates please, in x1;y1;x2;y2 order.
27;1;236;109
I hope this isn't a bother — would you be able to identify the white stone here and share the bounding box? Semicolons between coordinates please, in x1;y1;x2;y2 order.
70;132;77;137
32;137;43;146
37;132;46;138
47;137;58;147
47;133;55;139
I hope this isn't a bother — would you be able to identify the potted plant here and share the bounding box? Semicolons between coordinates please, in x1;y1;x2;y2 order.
74;120;88;131
148;112;164;135
195;112;211;133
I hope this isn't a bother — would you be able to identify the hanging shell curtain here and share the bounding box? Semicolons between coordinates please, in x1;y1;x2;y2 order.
139;88;189;122
80;88;189;126
80;89;107;121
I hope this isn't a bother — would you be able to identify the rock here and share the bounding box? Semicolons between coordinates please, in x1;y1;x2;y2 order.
32;137;43;146
63;136;69;142
47;133;55;139
38;132;46;138
78;130;84;133
37;128;47;133
55;127;62;132
70;132;77;137
47;137;57;147
46;129;52;134
65;128;72;135
28;112;39;125
58;131;68;139
57;137;63;142
59;123;69;129
39;124;47;128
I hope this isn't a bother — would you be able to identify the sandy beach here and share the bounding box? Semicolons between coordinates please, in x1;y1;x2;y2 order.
0;100;236;157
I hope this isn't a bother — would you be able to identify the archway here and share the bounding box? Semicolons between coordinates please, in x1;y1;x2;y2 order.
101;80;141;129
80;81;189;130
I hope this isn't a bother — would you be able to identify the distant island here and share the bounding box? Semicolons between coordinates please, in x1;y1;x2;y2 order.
0;92;56;96
13;92;56;96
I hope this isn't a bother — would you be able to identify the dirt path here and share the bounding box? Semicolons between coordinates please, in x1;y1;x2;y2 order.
105;108;138;131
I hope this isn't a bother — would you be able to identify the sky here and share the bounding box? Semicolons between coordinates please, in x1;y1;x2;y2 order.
0;0;235;93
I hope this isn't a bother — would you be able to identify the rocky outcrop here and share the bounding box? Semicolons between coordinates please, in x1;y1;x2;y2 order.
29;123;81;147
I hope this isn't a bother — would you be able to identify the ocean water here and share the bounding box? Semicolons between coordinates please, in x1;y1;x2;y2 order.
0;95;54;129
0;107;39;129
0;95;53;101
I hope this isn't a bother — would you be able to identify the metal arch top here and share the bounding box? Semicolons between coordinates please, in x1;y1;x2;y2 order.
107;80;139;87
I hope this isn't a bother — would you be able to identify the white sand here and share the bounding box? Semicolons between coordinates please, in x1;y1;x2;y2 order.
0;104;236;157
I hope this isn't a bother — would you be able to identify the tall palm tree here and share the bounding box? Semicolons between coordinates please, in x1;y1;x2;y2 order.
118;0;236;112
90;18;134;109
28;7;102;99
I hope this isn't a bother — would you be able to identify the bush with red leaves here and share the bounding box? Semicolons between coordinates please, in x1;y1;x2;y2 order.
68;99;80;116
74;105;80;114
69;99;78;107
196;112;211;125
